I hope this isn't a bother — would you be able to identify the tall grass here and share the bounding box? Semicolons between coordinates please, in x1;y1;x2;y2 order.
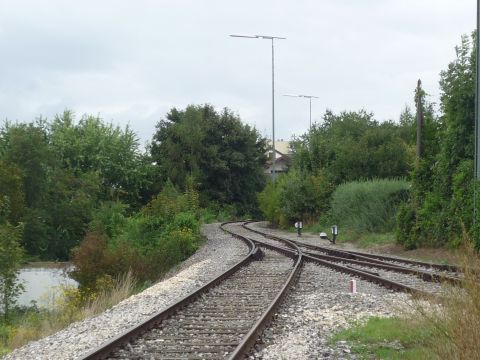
330;179;410;233
413;238;480;359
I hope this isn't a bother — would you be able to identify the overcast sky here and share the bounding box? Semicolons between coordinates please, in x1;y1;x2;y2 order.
0;0;475;145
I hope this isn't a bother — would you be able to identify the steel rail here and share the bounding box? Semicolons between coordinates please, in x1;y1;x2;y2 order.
300;249;462;286
243;222;460;280
249;236;429;297
222;223;303;360
239;223;442;294
341;249;458;272
79;221;256;360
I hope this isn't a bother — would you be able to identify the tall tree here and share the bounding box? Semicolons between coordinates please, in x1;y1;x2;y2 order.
150;105;267;214
397;32;478;248
294;110;413;184
0;197;24;322
50;111;153;207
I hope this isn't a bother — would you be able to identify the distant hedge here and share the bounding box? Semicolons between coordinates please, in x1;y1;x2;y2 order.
330;179;410;233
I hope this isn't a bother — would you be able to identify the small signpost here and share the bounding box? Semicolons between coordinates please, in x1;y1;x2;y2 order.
331;225;338;244
294;221;303;237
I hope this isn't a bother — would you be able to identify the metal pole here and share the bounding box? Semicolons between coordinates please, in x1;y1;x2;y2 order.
229;34;285;180
282;94;318;132
309;97;312;131
271;38;276;180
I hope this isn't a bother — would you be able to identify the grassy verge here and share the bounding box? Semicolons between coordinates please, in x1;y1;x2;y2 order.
0;272;136;355
330;316;434;359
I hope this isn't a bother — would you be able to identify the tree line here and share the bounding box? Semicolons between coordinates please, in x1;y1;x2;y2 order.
397;32;479;248
258;108;415;228
0;105;267;262
258;32;479;249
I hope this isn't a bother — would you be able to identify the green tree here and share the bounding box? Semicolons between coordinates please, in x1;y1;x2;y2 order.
295;110;413;184
1;121;52;208
50;111;153;207
0;198;24;322
433;33;476;245
397;32;478;248
0;161;26;225
150;105;267;214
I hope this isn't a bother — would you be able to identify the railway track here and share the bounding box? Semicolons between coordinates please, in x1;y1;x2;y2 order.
79;221;457;360
79;222;302;360
240;221;461;294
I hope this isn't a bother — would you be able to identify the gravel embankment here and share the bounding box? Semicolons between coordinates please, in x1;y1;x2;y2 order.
3;223;248;360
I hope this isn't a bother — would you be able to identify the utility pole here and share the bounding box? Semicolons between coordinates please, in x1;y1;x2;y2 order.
475;0;480;224
416;79;424;158
476;0;480;179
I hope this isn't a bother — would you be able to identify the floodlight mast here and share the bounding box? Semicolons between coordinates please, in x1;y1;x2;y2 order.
283;94;319;130
230;34;286;180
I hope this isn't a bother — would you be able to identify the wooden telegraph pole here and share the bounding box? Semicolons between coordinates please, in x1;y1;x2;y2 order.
416;79;424;158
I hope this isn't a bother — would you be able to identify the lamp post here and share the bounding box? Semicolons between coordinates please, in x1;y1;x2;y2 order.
230;34;286;179
283;94;319;131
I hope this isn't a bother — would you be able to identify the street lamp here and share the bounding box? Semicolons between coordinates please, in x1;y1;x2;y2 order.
230;34;286;179
283;94;319;131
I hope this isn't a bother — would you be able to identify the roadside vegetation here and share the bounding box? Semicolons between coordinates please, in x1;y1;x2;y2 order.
258;32;479;251
258;111;414;243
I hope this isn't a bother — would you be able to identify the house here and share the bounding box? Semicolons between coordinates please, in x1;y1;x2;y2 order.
264;140;293;177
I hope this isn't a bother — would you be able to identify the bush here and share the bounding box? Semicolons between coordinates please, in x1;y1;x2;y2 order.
257;180;283;226
396;202;418;249
257;171;333;227
330;179;410;233
171;212;199;233
71;184;202;290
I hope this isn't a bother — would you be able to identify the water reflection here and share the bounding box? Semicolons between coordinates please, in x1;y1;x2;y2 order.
17;266;78;308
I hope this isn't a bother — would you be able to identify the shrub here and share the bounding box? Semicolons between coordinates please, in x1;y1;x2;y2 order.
89;201;128;239
171;212;199;234
257;171;333;227
257;180;282;226
69;230;114;290
396;202;417;249
330;179;410;233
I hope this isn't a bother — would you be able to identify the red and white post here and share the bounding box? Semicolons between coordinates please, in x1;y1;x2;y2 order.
348;279;357;293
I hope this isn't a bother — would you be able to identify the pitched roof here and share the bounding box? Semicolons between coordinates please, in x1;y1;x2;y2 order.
266;140;292;155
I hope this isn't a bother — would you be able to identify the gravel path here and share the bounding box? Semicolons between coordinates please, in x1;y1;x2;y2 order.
3;223;248;360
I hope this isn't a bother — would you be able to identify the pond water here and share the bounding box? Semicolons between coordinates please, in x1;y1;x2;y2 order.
17;266;78;308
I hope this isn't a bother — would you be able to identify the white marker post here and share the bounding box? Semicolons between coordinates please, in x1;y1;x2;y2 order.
349;279;357;293
331;225;338;244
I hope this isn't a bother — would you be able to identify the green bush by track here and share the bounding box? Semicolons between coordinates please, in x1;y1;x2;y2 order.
330;179;410;233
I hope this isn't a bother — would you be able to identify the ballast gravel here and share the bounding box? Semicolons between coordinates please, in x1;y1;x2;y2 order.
251;262;409;359
3;223;248;360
